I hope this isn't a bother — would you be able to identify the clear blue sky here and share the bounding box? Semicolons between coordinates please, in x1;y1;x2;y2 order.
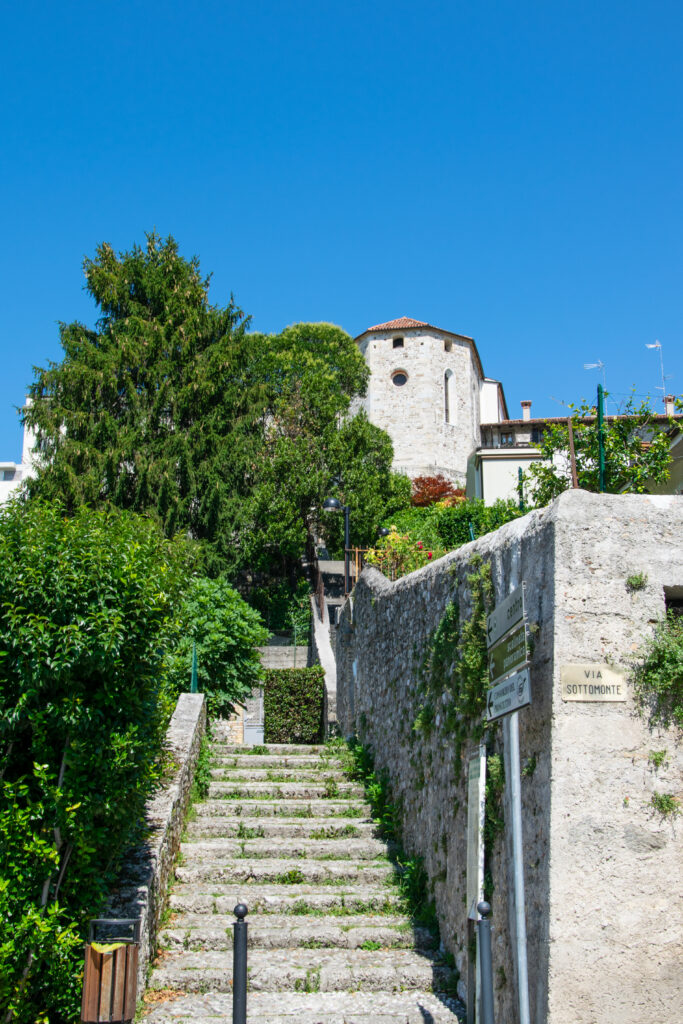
1;0;681;458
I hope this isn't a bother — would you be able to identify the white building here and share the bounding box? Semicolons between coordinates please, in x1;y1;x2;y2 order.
0;402;35;505
354;316;507;483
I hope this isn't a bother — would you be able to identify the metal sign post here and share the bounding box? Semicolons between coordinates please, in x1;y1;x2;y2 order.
466;745;487;1024
486;584;531;1024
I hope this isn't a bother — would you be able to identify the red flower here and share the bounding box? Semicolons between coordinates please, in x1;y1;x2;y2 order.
427;552;433;559
417;541;423;549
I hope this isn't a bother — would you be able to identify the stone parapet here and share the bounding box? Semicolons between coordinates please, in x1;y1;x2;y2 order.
105;692;206;997
336;491;683;1024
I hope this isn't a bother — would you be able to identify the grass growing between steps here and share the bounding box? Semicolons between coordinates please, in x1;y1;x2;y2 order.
326;737;439;936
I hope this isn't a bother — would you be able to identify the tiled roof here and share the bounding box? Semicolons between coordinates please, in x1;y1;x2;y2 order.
364;317;430;332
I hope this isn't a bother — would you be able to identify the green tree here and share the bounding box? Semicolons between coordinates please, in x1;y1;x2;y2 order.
167;577;269;717
24;232;255;574
24;236;401;580
525;395;673;506
0;499;189;1022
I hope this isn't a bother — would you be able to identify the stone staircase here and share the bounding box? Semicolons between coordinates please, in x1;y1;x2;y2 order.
141;738;463;1023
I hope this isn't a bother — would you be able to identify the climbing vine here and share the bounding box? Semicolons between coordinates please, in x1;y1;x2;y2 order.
413;554;495;769
632;611;683;732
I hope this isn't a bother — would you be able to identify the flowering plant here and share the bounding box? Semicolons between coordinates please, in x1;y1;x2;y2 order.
365;526;446;579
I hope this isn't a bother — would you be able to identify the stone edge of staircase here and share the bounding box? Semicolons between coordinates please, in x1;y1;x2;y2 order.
104;691;206;997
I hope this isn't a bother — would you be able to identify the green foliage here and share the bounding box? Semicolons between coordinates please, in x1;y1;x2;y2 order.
626;572;648;592
366;524;447;579
0;499;188;1022
416;556;495;768
650;792;680;819
371;500;523;578
249;577;312;640
342;741;436;929
648;749;668;770
24;235;401;582
190;732;213;803
525;394;673;506
263;668;325;744
632;612;683;731
167;576;268;717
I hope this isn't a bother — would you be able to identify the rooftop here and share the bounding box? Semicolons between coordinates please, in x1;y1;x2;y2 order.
359;316;474;341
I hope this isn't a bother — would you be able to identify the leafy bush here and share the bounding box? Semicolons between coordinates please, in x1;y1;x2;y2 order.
632;612;683;731
368;500;523;579
411;474;465;507
167;576;268;717
0;499;188;1022
365;526;447;579
250;576;312;641
263;668;325;743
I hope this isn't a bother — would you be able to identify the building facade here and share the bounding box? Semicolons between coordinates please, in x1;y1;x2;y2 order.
354;316;507;483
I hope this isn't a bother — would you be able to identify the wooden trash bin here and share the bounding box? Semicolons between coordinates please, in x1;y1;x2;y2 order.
81;919;140;1023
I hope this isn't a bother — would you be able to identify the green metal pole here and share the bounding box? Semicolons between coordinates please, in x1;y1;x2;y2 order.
469;521;476;542
191;641;198;693
597;384;606;493
518;466;525;511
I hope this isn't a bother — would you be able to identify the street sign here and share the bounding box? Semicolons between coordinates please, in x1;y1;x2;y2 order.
486;585;525;649
486;667;531;723
488;623;528;683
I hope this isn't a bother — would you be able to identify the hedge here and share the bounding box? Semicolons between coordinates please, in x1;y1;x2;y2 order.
263;667;325;743
0;499;188;1022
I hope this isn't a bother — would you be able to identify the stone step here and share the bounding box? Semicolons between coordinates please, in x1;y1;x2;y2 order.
210;744;328;755
210;755;346;769
209;767;350;782
180;837;391;861
174;857;397;886
208;780;365;800
185;816;378;839
159;913;436;950
169;883;406;915
194;799;372;818
148;947;456;994
140;990;464;1023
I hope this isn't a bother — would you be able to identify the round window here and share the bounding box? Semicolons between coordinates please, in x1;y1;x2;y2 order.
392;372;408;387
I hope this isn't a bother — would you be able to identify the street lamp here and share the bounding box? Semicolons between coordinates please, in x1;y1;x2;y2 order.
378;527;390;539
323;496;351;595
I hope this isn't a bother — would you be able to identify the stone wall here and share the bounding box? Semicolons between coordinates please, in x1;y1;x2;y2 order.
257;645;311;669
335;490;683;1024
356;326;481;483
106;693;206;996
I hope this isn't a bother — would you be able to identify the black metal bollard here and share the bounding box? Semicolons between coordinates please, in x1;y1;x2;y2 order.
477;901;495;1024
233;903;248;1024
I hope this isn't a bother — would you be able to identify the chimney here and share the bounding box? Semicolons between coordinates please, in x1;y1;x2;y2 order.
664;394;675;417
521;400;532;421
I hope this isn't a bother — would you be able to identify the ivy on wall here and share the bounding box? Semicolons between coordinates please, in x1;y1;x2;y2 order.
632;611;683;732
263;667;325;744
413;554;495;769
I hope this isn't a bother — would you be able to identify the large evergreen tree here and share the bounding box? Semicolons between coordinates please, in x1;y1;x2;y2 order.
25;234;404;577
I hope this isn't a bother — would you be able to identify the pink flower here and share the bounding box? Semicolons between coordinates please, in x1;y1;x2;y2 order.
427;552;433;559
417;542;423;550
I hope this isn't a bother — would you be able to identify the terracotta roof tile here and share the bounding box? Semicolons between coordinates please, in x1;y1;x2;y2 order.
364;317;430;332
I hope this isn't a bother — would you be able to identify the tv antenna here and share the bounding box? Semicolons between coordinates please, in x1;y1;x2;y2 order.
645;340;671;394
583;360;606;390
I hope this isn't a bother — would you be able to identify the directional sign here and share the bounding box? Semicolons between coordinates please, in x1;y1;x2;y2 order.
486;585;525;649
486;667;531;722
489;623;528;683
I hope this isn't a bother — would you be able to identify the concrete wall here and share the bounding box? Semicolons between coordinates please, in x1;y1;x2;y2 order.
106;693;206;996
335;490;683;1024
257;645;311;669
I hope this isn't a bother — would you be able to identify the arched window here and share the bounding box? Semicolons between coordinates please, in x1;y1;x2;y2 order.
444;370;455;423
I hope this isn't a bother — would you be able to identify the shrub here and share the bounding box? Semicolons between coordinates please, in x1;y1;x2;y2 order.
249;576;312;641
365;526;447;579
411;474;465;507
0;499;188;1022
632;612;683;731
167;576;268;717
263;667;325;743
368;500;523;580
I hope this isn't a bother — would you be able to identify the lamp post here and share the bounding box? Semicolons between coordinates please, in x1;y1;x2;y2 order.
323;496;351;595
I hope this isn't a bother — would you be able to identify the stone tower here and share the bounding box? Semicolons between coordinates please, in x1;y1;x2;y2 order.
355;317;503;483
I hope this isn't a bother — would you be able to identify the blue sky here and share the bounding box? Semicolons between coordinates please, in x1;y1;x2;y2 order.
1;0;681;458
